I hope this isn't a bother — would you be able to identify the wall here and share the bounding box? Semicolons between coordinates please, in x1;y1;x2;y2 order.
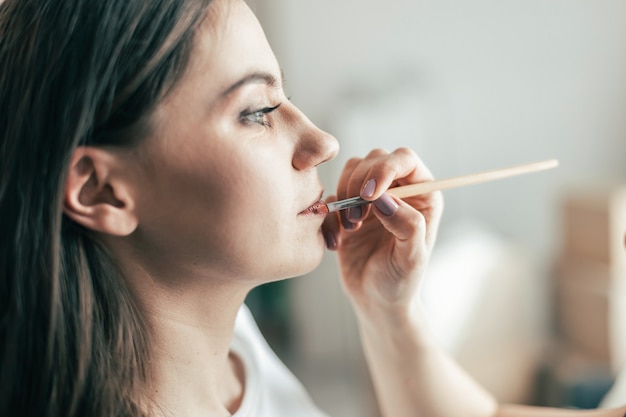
251;0;626;254
247;1;626;415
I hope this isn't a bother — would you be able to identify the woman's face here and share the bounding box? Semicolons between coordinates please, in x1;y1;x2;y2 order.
128;0;339;283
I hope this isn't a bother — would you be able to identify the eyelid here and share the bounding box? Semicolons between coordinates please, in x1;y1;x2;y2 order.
240;102;282;127
242;103;281;115
261;103;281;113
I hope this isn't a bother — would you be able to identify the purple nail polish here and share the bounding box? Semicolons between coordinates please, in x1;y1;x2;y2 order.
347;206;362;221
324;231;337;249
374;193;398;216
341;211;356;230
362;179;376;198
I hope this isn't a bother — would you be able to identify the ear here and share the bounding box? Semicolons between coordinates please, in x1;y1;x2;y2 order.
63;146;138;236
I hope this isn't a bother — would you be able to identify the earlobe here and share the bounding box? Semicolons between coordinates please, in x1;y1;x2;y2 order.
64;147;138;236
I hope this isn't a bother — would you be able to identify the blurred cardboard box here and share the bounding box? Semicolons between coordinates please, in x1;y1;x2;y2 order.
553;258;611;361
554;186;626;371
561;187;626;269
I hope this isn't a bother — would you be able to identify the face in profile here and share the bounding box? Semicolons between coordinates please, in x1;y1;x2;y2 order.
121;0;339;283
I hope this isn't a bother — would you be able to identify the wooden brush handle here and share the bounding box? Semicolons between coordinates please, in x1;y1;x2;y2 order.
387;159;559;199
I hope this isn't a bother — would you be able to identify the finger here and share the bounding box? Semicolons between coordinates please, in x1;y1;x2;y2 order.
374;192;445;264
335;150;388;225
335;157;362;201
418;191;444;248
335;157;368;229
371;194;419;240
343;148;389;200
337;206;369;232
360;148;436;201
371;194;428;260
321;195;342;250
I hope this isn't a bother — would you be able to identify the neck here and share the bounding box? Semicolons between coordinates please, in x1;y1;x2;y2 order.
120;259;252;417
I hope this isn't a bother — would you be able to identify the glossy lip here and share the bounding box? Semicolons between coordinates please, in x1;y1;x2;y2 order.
298;191;325;215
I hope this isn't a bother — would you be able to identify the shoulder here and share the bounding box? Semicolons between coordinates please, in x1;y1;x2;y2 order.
230;304;331;417
233;303;268;348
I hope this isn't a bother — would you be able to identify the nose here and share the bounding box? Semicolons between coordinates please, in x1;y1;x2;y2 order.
290;106;339;170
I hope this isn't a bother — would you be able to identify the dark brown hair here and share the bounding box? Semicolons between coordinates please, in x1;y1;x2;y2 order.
0;0;213;415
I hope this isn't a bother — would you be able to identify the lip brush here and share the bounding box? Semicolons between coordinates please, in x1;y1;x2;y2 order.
310;158;559;214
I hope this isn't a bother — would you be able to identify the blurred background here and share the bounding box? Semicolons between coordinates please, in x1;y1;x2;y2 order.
244;1;626;415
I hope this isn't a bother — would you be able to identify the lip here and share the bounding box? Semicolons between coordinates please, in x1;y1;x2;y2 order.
298;191;325;215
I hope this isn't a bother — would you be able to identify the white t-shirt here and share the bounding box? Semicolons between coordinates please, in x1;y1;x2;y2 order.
230;305;330;417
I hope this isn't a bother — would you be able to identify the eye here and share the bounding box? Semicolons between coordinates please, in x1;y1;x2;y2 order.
240;103;281;127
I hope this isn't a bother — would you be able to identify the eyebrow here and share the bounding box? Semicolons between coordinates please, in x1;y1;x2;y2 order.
221;70;285;97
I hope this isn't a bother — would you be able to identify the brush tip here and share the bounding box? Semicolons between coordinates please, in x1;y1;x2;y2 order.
309;202;329;215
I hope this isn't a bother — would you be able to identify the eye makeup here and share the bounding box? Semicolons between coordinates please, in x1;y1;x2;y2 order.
240;103;281;126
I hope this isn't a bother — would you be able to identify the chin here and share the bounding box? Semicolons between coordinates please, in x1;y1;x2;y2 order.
298;247;325;275
279;242;325;280
259;231;325;280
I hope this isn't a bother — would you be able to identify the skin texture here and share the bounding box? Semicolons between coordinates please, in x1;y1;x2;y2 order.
123;1;339;286
65;1;338;415
62;0;626;416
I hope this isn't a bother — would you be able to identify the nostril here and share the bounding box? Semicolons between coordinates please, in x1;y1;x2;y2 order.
293;129;338;170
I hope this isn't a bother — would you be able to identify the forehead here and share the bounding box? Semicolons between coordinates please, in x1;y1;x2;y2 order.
187;0;281;96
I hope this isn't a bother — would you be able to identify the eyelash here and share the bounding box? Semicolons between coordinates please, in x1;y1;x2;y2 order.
240;103;281;127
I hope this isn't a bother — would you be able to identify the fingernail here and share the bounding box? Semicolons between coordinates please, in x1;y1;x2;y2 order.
374;193;398;217
341;211;355;230
361;179;376;198
347;206;362;221
324;231;337;250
